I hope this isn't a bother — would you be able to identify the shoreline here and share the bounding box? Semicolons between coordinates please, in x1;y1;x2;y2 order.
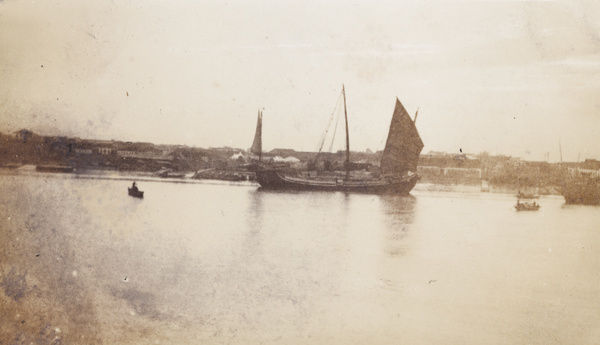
0;165;562;196
0;165;257;188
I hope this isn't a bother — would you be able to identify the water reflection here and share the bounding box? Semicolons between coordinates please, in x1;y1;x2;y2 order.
246;188;264;233
379;194;417;257
243;189;265;263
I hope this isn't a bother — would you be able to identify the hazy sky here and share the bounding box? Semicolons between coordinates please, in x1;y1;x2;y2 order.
1;0;599;162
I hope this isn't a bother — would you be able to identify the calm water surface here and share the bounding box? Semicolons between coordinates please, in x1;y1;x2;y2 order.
0;173;599;344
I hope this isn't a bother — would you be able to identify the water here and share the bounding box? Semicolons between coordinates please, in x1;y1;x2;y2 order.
1;173;599;344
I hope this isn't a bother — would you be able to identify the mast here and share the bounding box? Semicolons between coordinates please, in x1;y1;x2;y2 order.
258;111;262;162
559;138;563;164
258;110;262;162
259;110;262;161
342;84;350;178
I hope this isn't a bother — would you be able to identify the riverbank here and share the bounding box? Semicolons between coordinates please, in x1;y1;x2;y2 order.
0;165;256;187
0;165;563;196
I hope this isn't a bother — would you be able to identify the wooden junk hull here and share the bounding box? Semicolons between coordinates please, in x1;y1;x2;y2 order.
256;169;419;194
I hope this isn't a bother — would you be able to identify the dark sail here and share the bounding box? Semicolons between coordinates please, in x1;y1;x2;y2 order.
380;98;424;176
250;110;262;157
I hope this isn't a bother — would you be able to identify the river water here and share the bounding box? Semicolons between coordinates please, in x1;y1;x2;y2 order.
0;172;598;344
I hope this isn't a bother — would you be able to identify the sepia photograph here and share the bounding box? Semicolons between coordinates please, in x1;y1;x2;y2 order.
1;0;599;344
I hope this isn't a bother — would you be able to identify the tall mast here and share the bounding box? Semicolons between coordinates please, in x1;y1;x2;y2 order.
342;84;350;178
559;138;563;164
259;110;263;162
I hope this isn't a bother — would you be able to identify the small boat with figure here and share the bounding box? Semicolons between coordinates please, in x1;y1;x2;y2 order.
515;200;539;211
128;181;144;198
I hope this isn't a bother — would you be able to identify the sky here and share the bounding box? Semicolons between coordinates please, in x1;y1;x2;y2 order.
1;0;599;162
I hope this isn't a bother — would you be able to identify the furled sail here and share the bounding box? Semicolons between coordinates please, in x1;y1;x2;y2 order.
380;98;424;176
250;110;262;157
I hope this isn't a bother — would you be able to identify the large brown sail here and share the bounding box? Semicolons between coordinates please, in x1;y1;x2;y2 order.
380;98;424;176
250;110;262;158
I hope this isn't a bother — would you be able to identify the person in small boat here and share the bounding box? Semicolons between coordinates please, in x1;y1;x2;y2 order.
131;181;138;192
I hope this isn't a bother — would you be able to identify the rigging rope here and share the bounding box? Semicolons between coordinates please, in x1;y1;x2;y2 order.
314;91;344;154
327;110;340;153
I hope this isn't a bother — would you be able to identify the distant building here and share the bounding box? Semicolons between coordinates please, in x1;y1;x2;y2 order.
417;166;443;175
273;156;300;163
117;150;173;161
582;159;600;170
568;168;600;179
269;148;297;157
442;167;482;178
230;152;246;160
418;166;482;178
117;150;136;157
210;147;240;152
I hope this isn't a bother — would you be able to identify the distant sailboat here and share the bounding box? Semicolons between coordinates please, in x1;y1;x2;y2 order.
255;85;424;193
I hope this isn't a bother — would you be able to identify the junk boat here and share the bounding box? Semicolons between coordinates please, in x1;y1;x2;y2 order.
254;85;424;193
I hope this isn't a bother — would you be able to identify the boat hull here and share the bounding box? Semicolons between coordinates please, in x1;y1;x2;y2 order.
256;169;419;194
514;202;540;211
